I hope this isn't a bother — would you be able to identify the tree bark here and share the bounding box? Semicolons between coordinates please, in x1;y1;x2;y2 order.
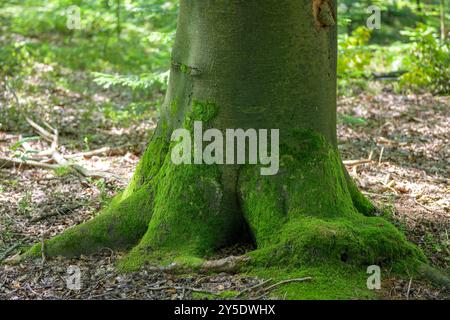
22;0;423;273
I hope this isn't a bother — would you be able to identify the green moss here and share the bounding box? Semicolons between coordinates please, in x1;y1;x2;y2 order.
122;135;169;198
247;216;423;267
24;186;154;258
184;100;218;128
239;129;425;273
20;127;427;300
346;175;376;216
170;101;177;117
118;157;241;271
246;264;377;300
172;61;199;75
118;134;244;272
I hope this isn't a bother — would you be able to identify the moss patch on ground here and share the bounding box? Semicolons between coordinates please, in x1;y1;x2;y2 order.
236;129;426;299
245;264;378;300
24;186;154;258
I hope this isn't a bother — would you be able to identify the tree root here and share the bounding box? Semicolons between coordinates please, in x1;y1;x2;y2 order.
13;129;432;293
418;264;450;290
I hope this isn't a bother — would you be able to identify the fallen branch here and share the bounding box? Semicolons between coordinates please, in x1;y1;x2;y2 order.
0;157;60;170
0;156;122;181
2;115;126;181
201;255;251;273
65;145;136;159
25;117;54;143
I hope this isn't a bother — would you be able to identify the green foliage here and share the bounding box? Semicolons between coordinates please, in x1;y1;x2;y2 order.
338;27;374;78
92;70;170;91
0;0;178;129
400;24;450;94
0;41;33;76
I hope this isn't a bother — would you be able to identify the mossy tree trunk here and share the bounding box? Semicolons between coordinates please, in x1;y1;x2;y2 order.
24;0;423;271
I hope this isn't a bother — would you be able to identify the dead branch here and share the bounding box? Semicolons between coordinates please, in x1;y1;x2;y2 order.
65;145;135;159
200;255;251;273
25;117;54;143
0;157;60;170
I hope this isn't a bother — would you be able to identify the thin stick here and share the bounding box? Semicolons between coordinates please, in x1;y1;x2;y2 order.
262;277;312;293
343;159;372;166
414;199;434;213
25;117;54;143
41;233;47;265
0;157;60;170
65;145;134;159
378;146;385;165
236;279;273;298
406;278;413;300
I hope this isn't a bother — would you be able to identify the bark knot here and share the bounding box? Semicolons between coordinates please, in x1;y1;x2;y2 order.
312;0;336;29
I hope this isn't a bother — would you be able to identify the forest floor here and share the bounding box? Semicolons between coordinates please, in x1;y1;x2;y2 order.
0;67;449;299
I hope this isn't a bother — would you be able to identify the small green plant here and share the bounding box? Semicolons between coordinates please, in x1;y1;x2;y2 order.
54;166;72;177
338;113;367;126
400;24;450;95
17;192;32;217
93;70;170;91
338;27;374;79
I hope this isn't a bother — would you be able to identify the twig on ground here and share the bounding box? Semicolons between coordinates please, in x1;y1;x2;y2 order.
406;278;413;300
236;278;273;298
260;277;313;293
25;117;54;143
343;159;372;166
378;146;385;165
200;255;251;273
0;157;60;170
413;198;434;213
65;145;136;159
41;232;47;265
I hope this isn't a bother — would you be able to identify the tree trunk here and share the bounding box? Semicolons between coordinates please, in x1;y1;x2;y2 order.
24;0;423;272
